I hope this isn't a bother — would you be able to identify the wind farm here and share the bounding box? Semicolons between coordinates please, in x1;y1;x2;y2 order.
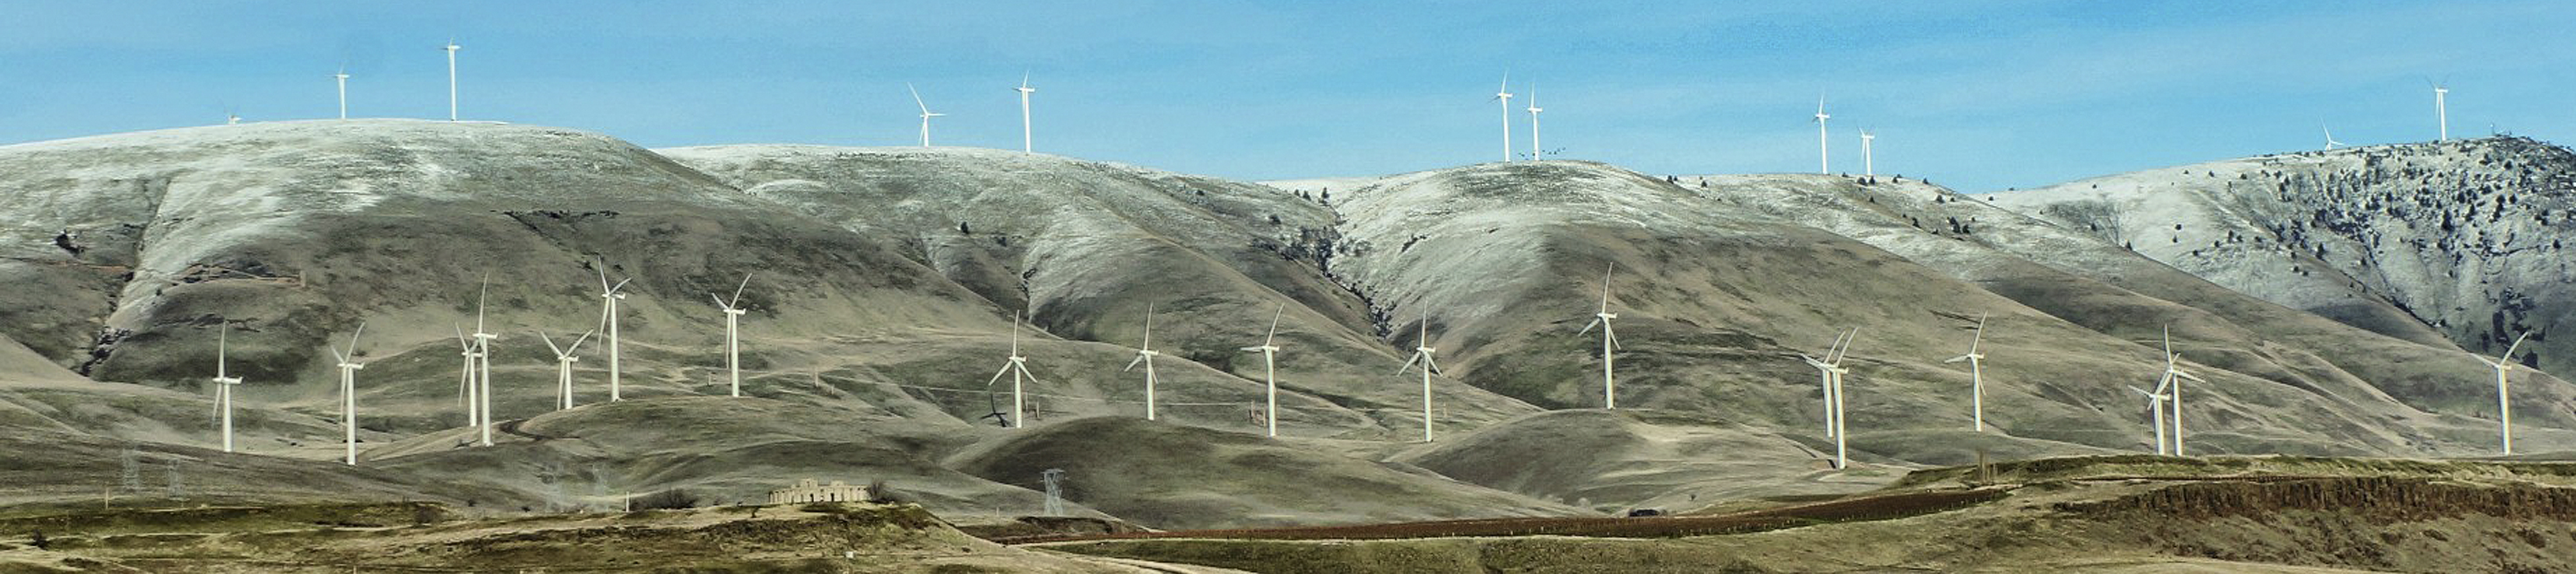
4;3;2576;573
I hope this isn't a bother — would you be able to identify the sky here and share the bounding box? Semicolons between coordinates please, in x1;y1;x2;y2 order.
1;1;2570;191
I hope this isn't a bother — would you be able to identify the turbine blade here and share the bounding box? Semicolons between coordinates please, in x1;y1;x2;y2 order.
475;272;490;333
2175;370;2207;383
454;325;471;349
596;264;611;291
216;323;229;378
610;277;633;294
346;320;365;351
1125;354;1146;372
1605;323;1623;351
568;329;596;353
539;331;563;356
1578;318;1602;336
985;364;1013;388
1944;355;1970;364
1969;314;1986;354
909;83;929;114
1422;355;1440;375
2503;332;2530;360
730;273;752;306
1264;304;1284;347
1396;352;1422;375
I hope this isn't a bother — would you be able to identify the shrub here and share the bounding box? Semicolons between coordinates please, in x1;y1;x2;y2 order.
634;489;700;510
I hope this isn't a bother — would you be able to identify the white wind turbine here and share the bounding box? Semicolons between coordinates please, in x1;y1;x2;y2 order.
2151;326;2205;456
1859;129;1876;177
2129;385;2170;455
539;328;597;412
452;326;482;435
1943;314;1989;432
597;266;634;401
1813;96;1831;174
329;322;367;465
469;277;499;447
1525;82;1544;161
984;311;1044;428
1575;264;1623;409
334;67;350;119
1015;73;1036;153
1492;74;1514;163
1826;329;1858;469
2477;332;2531;454
211;324;244;453
1396;308;1441;442
1240;304;1286;437
1123;304;1163;421
910;83;944;147
2323;125;2346;150
2432;82;2450;141
711;273;752;397
444;40;461;121
1800;329;1853;442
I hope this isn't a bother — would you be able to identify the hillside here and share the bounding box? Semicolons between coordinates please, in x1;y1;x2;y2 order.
1993;137;2576;388
1;121;2573;546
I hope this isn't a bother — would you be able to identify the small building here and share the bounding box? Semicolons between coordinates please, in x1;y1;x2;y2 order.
770;478;870;505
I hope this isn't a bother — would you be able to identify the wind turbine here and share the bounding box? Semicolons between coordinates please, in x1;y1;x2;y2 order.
1239;304;1286;437
1944;314;1989;431
1525;82;1543;161
1492;74;1514;163
2432;82;2450;141
1826;329;1858;469
1859;129;1876;177
984;311;1044;428
2129;385;2169;455
1575;263;1622;409
2323;125;2346;150
596;265;634;401
2477;332;2531;454
469;276;499;447
1799;329;1852;442
1015;73;1036;153
910;83;944;147
333;67;350;119
1123;304;1162;421
453;326;481;434
1396;308;1440;442
444;40;461;121
1813;96;1831;174
328;322;367;465
539;328;596;411
211;324;243;453
2153;326;2206;456
711;273;752;397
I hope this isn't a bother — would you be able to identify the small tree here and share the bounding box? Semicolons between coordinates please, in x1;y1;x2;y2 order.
633;489;700;510
29;530;48;550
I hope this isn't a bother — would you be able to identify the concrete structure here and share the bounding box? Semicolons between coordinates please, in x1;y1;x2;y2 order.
770;478;869;504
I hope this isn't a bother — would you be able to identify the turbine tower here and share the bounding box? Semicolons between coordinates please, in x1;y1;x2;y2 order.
1239;304;1286;437
2130;385;2169;455
211;324;243;453
2433;83;2450;141
1525;82;1543;160
444;40;461;121
711;274;752;397
983;311;1044;428
1015;74;1036;153
2477;333;2531;454
334;67;350;119
1800;329;1852;443
1943;314;1988;431
596;266;634;401
329;322;367;465
1575;264;1622;409
1813;96;1831;174
1859;129;1876;177
1825;329;1858;469
1493;74;1514;162
539;328;596;411
1123;304;1163;421
910;83;944;147
2152;326;2206;456
1396;308;1440;442
469;276;499;447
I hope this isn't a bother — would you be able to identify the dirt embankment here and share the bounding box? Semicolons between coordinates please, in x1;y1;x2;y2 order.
2059;477;2576;573
1007;488;2005;543
2060;476;2576;521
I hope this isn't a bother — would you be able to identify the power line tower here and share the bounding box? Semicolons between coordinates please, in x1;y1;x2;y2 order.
1040;469;1066;517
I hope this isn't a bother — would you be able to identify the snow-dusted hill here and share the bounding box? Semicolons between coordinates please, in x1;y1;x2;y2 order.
1993;137;2576;390
1;121;2570;530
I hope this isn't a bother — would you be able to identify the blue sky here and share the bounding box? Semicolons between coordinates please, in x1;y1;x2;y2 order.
1;1;2568;191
